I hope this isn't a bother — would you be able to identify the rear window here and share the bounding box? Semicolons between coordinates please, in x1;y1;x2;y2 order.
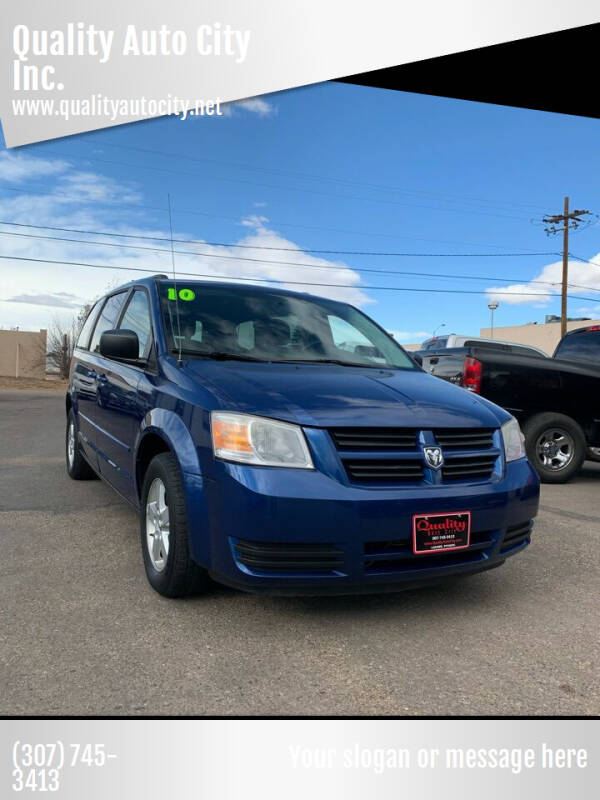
422;336;448;351
554;329;600;362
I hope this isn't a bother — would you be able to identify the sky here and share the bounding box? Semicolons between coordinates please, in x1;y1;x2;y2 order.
1;82;600;343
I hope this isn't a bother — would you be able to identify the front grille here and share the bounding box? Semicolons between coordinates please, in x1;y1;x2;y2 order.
233;539;344;574
344;459;424;483
441;454;497;480
500;521;532;553
329;427;417;451
328;425;499;486
434;428;494;449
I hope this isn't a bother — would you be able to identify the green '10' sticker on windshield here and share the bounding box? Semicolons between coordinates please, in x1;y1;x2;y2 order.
167;287;196;301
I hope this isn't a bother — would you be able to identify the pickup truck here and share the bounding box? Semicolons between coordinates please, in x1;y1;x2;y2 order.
418;334;547;358
419;325;600;483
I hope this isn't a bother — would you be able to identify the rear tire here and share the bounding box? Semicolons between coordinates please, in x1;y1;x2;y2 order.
140;452;211;598
523;412;585;484
66;408;96;480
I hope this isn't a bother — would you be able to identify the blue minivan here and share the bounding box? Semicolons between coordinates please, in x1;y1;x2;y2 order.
66;276;540;597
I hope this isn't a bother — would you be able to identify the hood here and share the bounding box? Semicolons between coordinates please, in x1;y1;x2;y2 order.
183;361;507;429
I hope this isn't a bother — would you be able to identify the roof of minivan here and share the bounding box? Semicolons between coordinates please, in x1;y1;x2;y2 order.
109;275;328;303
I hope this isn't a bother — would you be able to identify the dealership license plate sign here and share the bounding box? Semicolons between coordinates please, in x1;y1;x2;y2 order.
412;511;471;554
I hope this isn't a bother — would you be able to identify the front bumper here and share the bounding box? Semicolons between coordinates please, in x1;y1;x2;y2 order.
188;458;540;595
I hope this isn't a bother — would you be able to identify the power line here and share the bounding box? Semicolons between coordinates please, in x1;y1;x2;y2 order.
569;252;600;269
1;253;598;301
0;184;168;214
0;219;556;258
37;148;531;222
92;140;551;213
1;228;594;292
0;183;557;251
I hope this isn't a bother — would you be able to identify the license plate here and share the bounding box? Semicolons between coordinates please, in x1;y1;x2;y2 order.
412;511;471;554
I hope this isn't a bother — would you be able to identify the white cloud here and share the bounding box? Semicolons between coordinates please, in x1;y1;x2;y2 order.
240;214;269;227
0;151;69;182
58;171;141;205
388;330;430;342
169;215;371;306
7;292;83;309
576;304;600;315
0;155;373;329
486;255;600;307
221;97;275;117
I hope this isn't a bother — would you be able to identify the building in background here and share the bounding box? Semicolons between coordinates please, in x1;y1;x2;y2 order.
403;316;600;354
479;316;600;355
0;329;47;378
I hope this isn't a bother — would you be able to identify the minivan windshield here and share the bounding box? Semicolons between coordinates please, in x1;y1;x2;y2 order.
158;282;416;369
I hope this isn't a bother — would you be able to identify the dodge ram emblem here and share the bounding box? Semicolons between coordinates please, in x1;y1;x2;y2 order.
423;446;444;469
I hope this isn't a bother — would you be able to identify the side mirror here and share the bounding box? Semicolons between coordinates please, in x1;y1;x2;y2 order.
99;329;140;361
412;352;423;366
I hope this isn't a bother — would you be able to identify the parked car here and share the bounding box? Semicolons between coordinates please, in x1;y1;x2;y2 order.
66;276;539;597
418;334;548;358
419;325;600;483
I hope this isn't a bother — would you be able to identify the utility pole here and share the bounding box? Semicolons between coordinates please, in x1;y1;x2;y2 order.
543;198;590;337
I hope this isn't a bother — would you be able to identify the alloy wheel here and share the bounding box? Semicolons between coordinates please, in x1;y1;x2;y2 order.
67;421;75;468
535;428;574;471
146;478;170;571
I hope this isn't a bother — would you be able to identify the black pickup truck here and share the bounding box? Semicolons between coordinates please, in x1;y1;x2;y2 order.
418;325;600;483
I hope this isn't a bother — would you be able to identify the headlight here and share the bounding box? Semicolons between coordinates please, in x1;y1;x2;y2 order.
501;417;526;462
211;411;314;469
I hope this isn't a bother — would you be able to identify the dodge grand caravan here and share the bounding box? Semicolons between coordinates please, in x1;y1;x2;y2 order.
66;276;540;597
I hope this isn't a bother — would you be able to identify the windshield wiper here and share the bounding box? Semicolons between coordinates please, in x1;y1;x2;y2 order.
173;348;267;362
275;358;387;368
173;349;394;367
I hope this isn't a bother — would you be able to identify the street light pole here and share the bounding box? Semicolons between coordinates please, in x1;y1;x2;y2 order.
432;323;445;338
488;301;499;338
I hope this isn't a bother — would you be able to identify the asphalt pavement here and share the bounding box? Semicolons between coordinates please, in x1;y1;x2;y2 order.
1;389;599;716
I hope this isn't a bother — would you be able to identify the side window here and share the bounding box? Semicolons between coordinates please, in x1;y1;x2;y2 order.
89;292;127;354
76;301;101;350
118;290;153;358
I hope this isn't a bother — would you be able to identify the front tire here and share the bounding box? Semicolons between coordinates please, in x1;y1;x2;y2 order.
66;409;96;480
523;412;585;484
140;452;211;597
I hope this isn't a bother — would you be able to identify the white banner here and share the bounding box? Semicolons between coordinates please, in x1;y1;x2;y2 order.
2;719;597;798
1;0;599;146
